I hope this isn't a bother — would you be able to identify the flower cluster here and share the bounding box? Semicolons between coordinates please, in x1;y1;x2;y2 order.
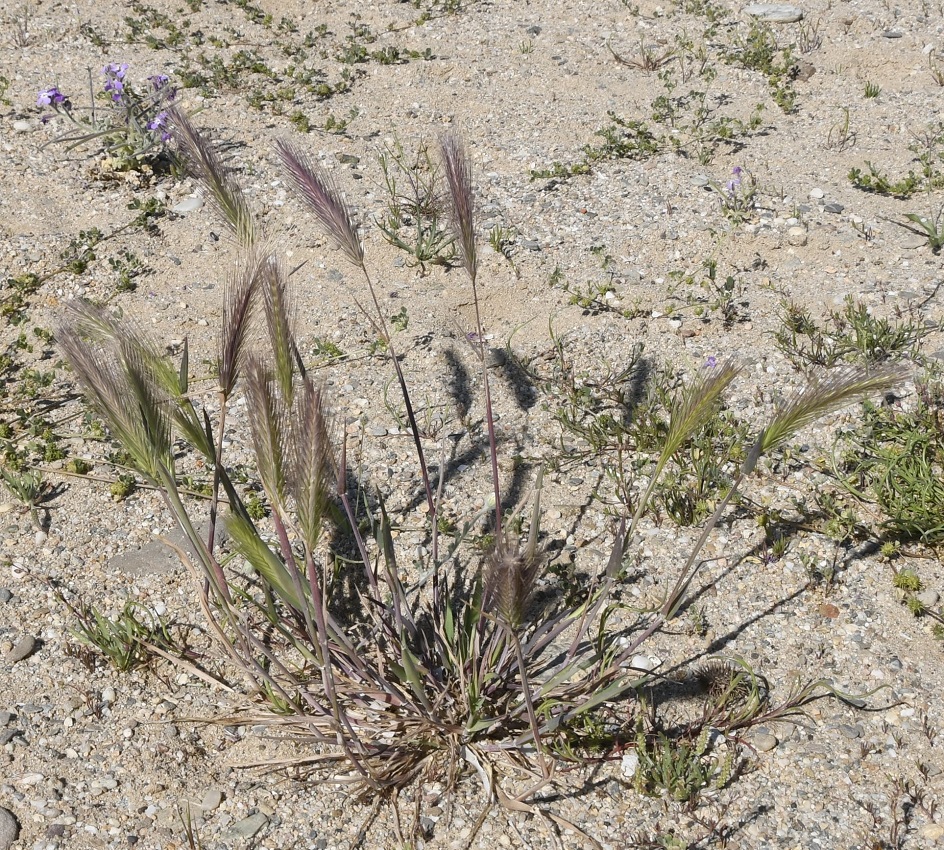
36;63;178;168
103;62;129;102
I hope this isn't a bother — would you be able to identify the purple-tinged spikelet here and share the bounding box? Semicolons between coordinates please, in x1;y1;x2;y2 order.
276;139;364;268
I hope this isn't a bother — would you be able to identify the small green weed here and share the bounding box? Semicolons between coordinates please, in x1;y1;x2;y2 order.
0;466;44;506
310;337;346;362
849;124;944;198
110;473;137;500
706;166;756;224
863;80;881;99
631;724;735;802
899;207;944;253
826;107;855;152
773;297;935;369
722;20;797;113
376;139;455;270
67;598;178;672
531;112;660;180
835;376;944;543
667;259;748;327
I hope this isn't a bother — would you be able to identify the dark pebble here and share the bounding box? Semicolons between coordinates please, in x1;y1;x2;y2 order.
0;590;11;604
45;824;66;839
881;30;903;37
824;203;844;213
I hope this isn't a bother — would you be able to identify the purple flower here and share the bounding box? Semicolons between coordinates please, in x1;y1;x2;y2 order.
147;111;171;142
705;355;718;369
103;62;129;80
37;86;69;108
148;73;170;90
103;63;130;102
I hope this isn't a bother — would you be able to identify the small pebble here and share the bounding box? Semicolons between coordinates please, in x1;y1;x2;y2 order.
12;120;32;133
809;188;825;199
172;196;204;214
824;202;844;214
5;635;36;665
0;807;17;850
917;590;939;608
629;654;662;672
201;789;223;812
0;590;11;604
744;3;803;21
787;226;808;246
620;752;639;777
228;813;268;839
918;823;944;842
753;733;779;752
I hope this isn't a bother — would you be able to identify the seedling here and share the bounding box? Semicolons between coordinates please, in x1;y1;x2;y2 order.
66;597;178;672
826;107;855;151
898;207;944;253
774;296;934;369
376;139;456;270
608;37;675;74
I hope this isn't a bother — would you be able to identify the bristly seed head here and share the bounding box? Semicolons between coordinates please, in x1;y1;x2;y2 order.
484;540;543;629
275;139;364;269
169;109;256;248
439;133;477;284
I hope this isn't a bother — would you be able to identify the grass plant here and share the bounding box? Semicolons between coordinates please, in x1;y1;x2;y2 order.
56;113;906;839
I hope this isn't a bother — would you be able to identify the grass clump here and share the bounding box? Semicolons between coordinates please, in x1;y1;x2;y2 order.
56;112;905;838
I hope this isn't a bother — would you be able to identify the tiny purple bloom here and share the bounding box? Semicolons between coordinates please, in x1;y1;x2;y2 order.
147;111;168;131
148;73;170;90
37;86;69;108
705;355;718;369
